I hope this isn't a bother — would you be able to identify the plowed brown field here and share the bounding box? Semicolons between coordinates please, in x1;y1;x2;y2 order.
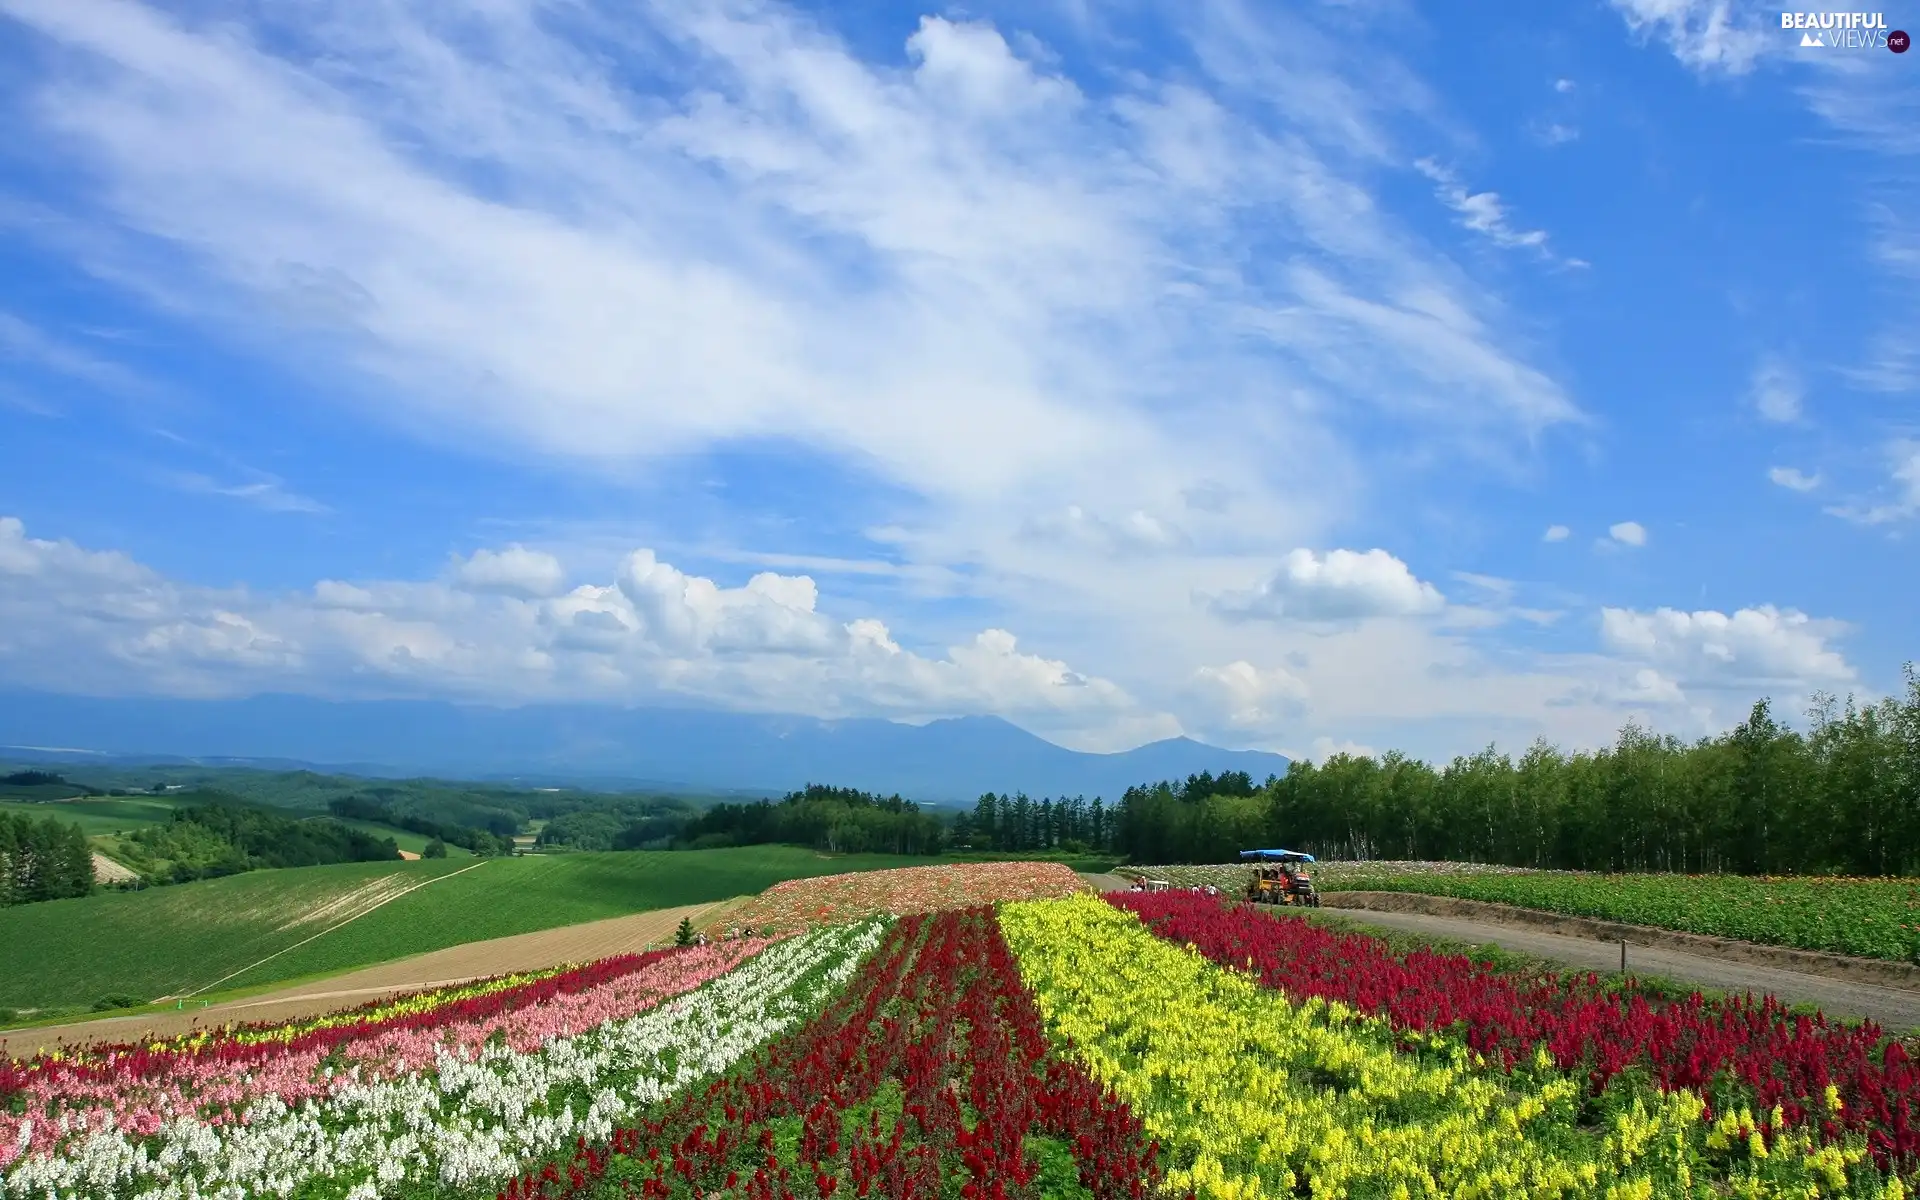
1;900;722;1057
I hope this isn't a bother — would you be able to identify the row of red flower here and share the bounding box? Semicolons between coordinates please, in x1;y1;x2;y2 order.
0;949;677;1097
500;908;1170;1200
1108;891;1920;1176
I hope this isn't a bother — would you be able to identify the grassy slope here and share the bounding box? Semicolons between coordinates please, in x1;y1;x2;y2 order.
0;846;929;1013
0;796;183;836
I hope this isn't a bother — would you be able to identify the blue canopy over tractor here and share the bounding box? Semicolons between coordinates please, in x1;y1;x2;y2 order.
1238;848;1316;863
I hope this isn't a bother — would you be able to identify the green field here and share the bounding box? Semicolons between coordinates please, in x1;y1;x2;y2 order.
0;846;933;1016
1129;862;1920;963
0;796;183;836
1333;869;1920;963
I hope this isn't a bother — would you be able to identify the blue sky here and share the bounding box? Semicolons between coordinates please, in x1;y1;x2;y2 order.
0;0;1914;761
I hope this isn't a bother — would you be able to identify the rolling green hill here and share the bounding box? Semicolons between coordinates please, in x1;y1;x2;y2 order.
0;846;930;1016
0;796;183;836
325;816;474;857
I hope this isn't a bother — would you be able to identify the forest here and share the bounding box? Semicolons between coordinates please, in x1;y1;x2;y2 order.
115;803;403;883
326;795;514;856
962;671;1920;877
674;784;948;855
0;812;94;906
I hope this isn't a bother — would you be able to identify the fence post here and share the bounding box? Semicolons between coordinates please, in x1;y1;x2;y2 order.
1620;939;1627;973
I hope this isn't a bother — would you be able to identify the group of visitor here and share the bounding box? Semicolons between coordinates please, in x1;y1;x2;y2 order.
686;925;759;947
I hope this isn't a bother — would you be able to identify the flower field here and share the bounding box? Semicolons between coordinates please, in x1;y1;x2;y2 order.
7;863;1919;1198
711;860;1086;934
1126;862;1920;962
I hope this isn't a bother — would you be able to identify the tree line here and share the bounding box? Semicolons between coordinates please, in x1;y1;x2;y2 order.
959;670;1920;876
327;795;515;856
116;803;402;884
0;813;94;906
675;784;948;855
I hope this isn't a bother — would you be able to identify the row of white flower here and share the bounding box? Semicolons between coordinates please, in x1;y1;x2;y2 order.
3;918;892;1200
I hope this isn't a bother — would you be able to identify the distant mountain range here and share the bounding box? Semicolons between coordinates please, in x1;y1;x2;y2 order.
0;692;1289;803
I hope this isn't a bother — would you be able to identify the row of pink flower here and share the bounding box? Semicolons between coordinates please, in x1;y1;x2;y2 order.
1;938;771;1163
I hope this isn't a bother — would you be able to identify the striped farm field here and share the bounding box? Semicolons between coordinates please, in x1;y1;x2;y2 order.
1130;861;1920;963
0;846;937;1017
7;866;1919;1198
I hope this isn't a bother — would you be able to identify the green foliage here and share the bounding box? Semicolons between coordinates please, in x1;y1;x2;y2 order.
0;846;935;1013
0;811;95;907
1338;870;1920;963
327;794;510;855
678;783;947;855
536;809;633;851
114;803;400;883
1079;670;1920;878
90;993;144;1012
422;837;448;859
675;915;694;947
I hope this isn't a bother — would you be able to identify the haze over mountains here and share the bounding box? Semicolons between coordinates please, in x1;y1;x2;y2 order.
0;693;1289;803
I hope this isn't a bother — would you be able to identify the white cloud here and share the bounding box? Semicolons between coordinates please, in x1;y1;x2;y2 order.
0;0;1582;626
1020;505;1184;556
454;544;567;599
165;471;329;515
0;514;1145;727
1750;357;1804;423
1609;0;1774;74
1215;548;1445;622
1532;122;1579;146
1190;660;1310;730
1600;604;1854;688
1283;735;1379;764
1554;78;1577;93
1825;440;1920;524
1542;523;1570;542
1412;158;1558;257
1607;521;1648;547
1768;465;1820;493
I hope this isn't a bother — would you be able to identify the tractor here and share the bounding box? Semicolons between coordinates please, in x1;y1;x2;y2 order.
1239;849;1320;908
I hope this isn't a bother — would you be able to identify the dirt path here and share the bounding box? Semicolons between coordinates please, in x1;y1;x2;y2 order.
1077;872;1131;893
1324;908;1920;1032
1;900;723;1057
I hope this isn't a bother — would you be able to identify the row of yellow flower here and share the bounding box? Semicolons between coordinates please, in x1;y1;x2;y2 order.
997;894;1898;1200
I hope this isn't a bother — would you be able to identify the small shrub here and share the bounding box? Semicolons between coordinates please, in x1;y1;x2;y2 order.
90;993;144;1012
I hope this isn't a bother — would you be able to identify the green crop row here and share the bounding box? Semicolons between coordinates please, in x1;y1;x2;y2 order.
1340;870;1920;963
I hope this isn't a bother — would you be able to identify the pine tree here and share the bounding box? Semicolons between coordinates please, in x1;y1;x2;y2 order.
674;916;694;947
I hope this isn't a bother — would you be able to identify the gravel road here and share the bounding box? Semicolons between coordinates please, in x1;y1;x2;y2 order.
1317;908;1920;1032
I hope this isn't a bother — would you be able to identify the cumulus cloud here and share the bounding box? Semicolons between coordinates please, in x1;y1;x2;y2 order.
1769;466;1820;493
454;545;568;598
1600;604;1855;688
1189;660;1311;730
1215;548;1445;622
1020;505;1184;556
0;515;1143;723
1607;521;1647;547
1750;357;1804;424
1555;78;1577;94
1542;524;1570;542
